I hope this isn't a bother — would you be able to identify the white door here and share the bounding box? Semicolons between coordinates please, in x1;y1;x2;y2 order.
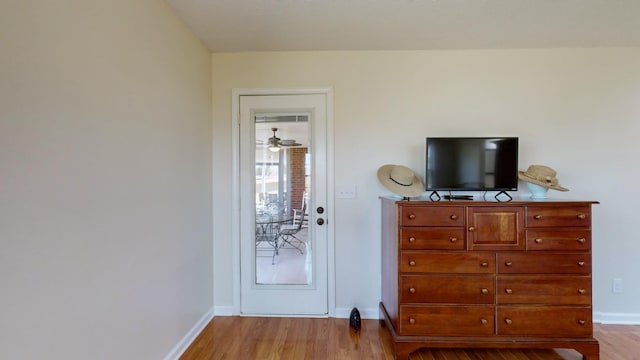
239;93;330;315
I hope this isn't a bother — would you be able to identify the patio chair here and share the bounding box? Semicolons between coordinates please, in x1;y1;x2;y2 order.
277;202;307;254
255;216;281;265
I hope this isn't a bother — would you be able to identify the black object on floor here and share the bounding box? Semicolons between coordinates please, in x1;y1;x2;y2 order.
349;307;361;333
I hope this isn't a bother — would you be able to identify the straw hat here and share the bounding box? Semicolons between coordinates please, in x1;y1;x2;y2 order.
518;165;569;192
377;164;424;197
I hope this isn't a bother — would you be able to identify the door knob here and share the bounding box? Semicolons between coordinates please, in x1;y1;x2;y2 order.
317;218;325;226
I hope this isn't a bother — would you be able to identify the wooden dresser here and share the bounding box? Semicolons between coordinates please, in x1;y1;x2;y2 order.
380;197;599;359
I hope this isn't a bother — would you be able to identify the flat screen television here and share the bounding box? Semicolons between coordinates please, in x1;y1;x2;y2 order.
426;137;519;192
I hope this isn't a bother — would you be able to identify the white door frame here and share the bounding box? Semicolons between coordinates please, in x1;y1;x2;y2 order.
230;88;335;316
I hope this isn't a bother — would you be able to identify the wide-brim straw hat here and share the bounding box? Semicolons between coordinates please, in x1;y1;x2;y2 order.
377;164;424;197
518;165;569;192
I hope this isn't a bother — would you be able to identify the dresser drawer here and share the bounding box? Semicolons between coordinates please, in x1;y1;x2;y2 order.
400;305;495;336
401;228;465;250
401;206;464;227
497;306;592;337
497;276;591;305
526;206;591;228
497;253;591;275
401;252;495;274
400;275;495;304
526;229;591;251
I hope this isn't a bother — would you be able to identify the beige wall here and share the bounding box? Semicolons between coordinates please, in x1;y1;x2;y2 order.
0;1;212;359
212;49;640;321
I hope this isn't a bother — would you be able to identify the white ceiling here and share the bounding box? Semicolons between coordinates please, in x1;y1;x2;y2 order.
166;0;640;52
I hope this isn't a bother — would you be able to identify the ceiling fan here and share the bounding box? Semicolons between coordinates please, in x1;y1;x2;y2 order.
265;127;301;152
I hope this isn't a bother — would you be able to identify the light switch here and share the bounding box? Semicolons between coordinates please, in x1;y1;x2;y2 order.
336;184;357;199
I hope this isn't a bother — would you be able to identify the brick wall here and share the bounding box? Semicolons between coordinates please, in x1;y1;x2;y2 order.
289;147;307;215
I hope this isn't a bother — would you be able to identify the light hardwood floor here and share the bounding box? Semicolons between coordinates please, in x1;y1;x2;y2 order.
180;317;640;359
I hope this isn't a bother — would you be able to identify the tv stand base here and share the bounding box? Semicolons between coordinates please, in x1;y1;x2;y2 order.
494;190;512;201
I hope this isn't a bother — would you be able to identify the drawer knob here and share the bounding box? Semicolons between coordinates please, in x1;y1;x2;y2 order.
577;214;587;220
408;237;416;243
409;318;416;325
468;226;475;232
578;289;586;294
505;288;513;294
449;237;457;243
450;214;458;220
534;238;543;244
480;262;489;267
409;287;416;294
505;261;513;267
408;214;416;220
534;214;542;220
481;288;489;294
577;237;587;244
577;261;586;267
409;260;416;267
504;318;513;325
578;319;586;325
480;318;488;325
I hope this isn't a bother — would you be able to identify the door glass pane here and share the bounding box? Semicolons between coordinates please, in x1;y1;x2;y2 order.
254;115;311;285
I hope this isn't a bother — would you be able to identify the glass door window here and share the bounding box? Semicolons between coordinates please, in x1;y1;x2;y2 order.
254;117;310;285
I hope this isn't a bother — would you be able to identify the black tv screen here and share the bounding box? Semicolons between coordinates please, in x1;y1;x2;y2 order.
426;137;519;191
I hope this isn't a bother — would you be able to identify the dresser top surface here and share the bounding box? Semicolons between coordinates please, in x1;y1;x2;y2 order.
380;196;599;206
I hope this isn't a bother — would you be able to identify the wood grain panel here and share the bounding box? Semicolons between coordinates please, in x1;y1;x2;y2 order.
526;229;591;251
497;275;591;305
399;305;495;336
401;228;465;250
497;306;592;337
526;206;591;228
400;252;495;274
468;206;525;250
497;253;591;275
400;274;495;304
400;205;464;227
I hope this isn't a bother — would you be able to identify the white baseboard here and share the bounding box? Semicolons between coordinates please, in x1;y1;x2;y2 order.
214;305;235;316
163;308;214;360
212;306;379;319
593;311;640;325
335;307;379;319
